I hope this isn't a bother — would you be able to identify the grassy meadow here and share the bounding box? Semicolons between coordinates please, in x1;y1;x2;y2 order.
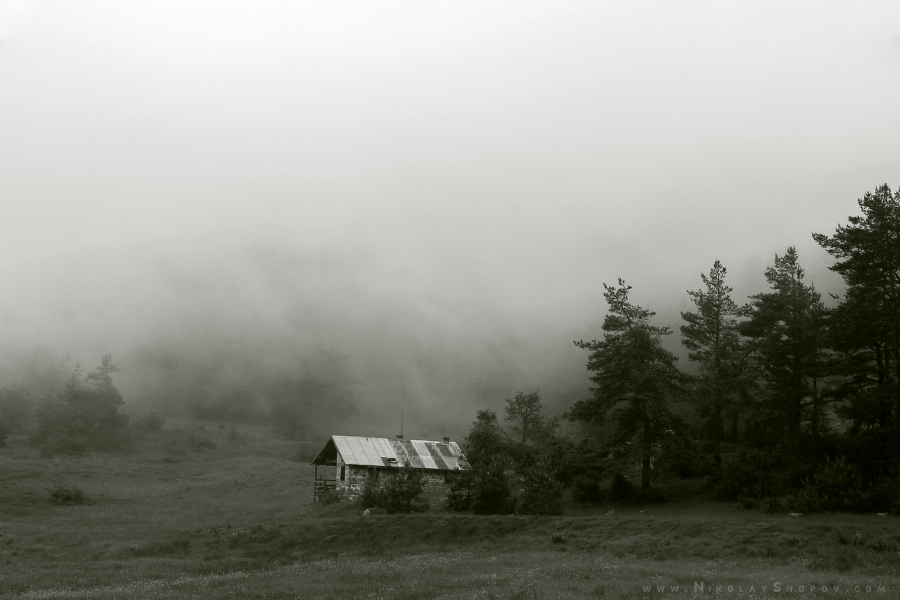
1;422;899;599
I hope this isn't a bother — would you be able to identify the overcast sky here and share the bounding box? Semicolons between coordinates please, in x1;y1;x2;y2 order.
1;1;899;438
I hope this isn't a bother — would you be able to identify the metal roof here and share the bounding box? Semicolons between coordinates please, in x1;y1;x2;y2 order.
311;435;470;471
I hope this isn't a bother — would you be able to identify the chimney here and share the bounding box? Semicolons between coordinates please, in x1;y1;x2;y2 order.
442;436;450;444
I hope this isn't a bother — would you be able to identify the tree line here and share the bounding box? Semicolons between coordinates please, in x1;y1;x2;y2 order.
0;355;165;454
0;351;360;452
450;184;900;515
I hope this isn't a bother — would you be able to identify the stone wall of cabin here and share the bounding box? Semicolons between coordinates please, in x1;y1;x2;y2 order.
335;464;451;499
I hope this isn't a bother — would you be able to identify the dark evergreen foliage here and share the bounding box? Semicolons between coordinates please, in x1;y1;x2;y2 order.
609;473;634;503
444;470;473;512
740;248;831;445
516;461;563;515
462;409;510;466
360;465;429;514
715;451;788;502
571;473;604;503
680;260;751;468
470;460;515;515
568;280;688;490
31;356;129;454
379;463;429;514
359;475;383;509
813;185;900;465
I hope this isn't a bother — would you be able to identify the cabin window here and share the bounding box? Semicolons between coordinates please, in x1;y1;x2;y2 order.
340;466;345;481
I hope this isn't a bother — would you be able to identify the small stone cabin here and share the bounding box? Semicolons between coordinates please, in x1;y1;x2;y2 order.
310;435;470;500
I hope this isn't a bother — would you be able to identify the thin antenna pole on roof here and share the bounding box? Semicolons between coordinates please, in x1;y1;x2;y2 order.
400;379;405;438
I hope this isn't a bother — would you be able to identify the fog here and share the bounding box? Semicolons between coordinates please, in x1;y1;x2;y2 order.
1;1;899;439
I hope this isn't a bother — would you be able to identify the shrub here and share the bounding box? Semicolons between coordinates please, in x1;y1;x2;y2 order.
737;495;759;510
715;452;785;501
762;495;786;514
132;411;165;432
610;473;633;503
49;484;89;505
517;461;563;515
360;476;384;509
319;489;344;505
548;437;605;488
572;473;604;504
445;471;473;512
868;475;900;515
786;457;900;514
189;436;217;452
379;463;428;514
638;488;666;504
671;451;718;479
471;460;515;515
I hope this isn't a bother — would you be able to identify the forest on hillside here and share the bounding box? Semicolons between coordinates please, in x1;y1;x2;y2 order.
444;184;900;516
3;185;900;517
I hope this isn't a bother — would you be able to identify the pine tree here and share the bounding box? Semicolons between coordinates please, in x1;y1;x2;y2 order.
740;248;829;444
567;279;686;490
813;185;900;433
813;185;900;474
380;462;428;514
680;260;749;467
31;355;128;453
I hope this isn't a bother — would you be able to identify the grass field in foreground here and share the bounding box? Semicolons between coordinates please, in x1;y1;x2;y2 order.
1;422;899;599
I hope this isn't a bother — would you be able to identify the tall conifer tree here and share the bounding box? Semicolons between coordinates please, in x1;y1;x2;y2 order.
740;248;828;444
680;260;748;467
813;185;900;433
568;280;685;490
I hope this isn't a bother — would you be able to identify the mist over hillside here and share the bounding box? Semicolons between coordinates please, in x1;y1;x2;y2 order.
1;0;892;441
0;230;848;443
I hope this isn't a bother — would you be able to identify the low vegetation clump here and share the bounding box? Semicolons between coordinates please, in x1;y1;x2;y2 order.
131;410;165;432
189;435;217;452
570;472;604;503
516;461;563;515
716;451;786;502
49;483;89;505
360;463;429;514
444;470;474;512
318;489;345;505
470;460;515;515
784;459;900;514
609;473;634;503
718;452;900;515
